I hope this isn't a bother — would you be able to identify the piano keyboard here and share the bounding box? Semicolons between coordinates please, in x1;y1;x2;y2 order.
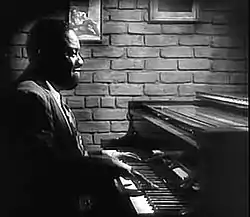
119;177;154;214
112;150;192;216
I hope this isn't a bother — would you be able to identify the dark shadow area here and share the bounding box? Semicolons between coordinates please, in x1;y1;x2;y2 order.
0;0;69;92
0;0;248;92
0;1;70;216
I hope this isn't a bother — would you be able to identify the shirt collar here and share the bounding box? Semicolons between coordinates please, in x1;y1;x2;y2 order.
45;80;61;105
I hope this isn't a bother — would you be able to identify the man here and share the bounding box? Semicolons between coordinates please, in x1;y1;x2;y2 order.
4;19;155;217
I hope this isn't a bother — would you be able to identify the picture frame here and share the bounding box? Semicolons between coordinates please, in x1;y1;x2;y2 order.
69;0;102;43
149;0;199;23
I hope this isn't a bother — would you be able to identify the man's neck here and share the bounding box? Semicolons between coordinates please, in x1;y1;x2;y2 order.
50;81;62;92
31;61;63;92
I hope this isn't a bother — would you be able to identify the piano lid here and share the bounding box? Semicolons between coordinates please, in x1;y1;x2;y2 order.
139;92;248;132
195;91;249;108
149;104;248;128
129;92;248;149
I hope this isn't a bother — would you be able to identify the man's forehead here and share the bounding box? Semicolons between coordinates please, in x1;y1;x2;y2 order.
67;29;80;48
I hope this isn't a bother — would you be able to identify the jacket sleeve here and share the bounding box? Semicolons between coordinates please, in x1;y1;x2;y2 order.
12;90;55;151
10;90;122;194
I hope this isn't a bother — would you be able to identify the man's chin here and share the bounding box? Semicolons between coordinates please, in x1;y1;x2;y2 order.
53;73;80;90
64;74;79;90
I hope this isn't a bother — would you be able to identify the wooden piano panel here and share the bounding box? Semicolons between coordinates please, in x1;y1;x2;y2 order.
197;130;248;217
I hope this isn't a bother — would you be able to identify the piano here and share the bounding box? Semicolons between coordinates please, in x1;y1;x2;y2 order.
100;92;248;217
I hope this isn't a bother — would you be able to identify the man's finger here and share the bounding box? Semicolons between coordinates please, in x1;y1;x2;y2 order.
144;154;165;162
132;170;159;189
119;152;141;160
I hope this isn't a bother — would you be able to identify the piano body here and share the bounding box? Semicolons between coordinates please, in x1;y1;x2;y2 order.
101;92;248;217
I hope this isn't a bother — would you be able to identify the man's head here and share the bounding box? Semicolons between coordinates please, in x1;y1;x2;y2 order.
26;19;83;90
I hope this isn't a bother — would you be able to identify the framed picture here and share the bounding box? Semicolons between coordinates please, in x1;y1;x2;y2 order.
149;0;199;23
69;0;102;43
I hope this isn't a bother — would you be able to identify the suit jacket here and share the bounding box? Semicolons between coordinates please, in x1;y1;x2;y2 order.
3;73;121;217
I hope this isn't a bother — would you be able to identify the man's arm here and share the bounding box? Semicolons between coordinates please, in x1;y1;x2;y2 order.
10;89;157;197
10;91;132;184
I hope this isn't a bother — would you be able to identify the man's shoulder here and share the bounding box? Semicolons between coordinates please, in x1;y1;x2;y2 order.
17;80;43;91
16;80;51;102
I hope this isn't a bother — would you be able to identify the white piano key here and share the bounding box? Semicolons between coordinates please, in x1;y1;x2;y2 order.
130;196;154;214
119;177;137;190
119;177;154;214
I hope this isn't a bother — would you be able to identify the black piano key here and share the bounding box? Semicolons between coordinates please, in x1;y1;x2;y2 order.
147;196;180;200
149;199;186;203
153;183;166;187
154;208;190;216
107;147;195;216
146;193;175;198
143;178;163;181
131;166;152;169
125;163;150;166
150;201;186;205
145;190;173;194
145;191;170;194
139;186;167;191
146;194;183;199
142;179;164;183
136;171;156;175
153;206;185;211
139;182;166;187
147;198;178;203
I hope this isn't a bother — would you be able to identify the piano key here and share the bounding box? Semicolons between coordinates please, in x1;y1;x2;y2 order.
138;184;167;190
142;177;163;181
130;196;154;214
152;183;166;187
154;208;189;216
124;162;149;166
154;209;182;215
118;177;154;214
150;200;185;205
145;189;178;193
135;171;156;175
114;150;192;216
129;166;152;169
148;196;180;200
147;198;178;203
146;194;182;198
154;206;190;216
138;182;165;187
145;190;173;194
153;204;185;209
149;180;164;183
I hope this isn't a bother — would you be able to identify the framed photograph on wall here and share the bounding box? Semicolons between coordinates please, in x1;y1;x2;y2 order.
69;0;102;43
149;0;199;23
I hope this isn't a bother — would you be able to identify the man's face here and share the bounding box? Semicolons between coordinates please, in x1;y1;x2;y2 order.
49;29;84;90
66;29;83;74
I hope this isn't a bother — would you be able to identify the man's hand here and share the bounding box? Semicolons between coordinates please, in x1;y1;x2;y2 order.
131;169;159;189
101;150;141;161
109;157;159;190
91;150;159;190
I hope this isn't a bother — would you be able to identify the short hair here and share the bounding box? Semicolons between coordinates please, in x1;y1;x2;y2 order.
26;19;72;62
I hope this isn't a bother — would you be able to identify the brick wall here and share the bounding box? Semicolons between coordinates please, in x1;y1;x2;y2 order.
6;0;248;145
